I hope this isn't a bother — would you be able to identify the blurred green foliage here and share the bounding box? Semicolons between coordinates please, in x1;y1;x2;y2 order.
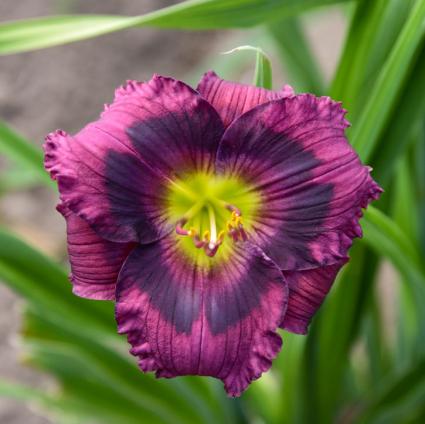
0;0;425;423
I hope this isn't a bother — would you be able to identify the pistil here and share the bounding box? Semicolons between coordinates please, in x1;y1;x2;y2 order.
207;205;217;247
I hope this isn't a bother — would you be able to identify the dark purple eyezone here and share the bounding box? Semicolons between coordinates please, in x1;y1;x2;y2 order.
44;72;382;397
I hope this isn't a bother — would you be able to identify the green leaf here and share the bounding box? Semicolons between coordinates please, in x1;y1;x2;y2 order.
276;333;305;424
0;121;52;186
392;157;419;244
362;291;391;390
0;166;43;192
0;0;351;55
0;379;49;403
331;0;385;104
298;199;425;423
1;374;145;424
414;126;425;256
330;0;414;112
22;308;232;424
350;0;425;162
359;0;415;94
185;30;269;86
361;206;425;286
223;45;272;89
267;16;324;93
396;279;421;368
303;244;379;423
361;206;425;356
0;230;234;424
26;341;170;424
0;228;116;339
392;151;425;364
371;48;425;183
358;356;425;422
245;367;282;423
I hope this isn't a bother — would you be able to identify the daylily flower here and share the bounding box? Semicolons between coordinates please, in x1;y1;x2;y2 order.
44;71;382;396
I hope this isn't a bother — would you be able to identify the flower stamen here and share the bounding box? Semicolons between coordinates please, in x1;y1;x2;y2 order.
176;218;189;236
203;230;210;242
174;197;249;258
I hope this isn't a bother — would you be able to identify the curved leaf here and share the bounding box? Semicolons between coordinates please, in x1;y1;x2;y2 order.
223;45;272;88
362;206;425;286
268;16;324;93
351;0;425;161
0;121;52;186
0;228;115;338
0;0;350;55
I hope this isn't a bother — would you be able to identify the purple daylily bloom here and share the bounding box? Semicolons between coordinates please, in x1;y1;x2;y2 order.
44;71;382;396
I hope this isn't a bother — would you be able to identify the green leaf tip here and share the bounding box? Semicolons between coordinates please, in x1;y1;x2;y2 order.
222;45;272;89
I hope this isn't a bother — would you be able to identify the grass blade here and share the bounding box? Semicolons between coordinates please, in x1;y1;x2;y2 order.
0;0;350;55
0;121;52;187
0;228;116;338
303;245;378;423
223;45;272;88
0;167;43;192
361;206;425;285
350;0;425;161
267;16;324;93
330;0;414;111
357;357;425;422
370;48;425;183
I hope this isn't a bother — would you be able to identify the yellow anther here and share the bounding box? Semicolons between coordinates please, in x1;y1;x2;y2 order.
188;227;197;237
227;222;234;232
203;230;210;241
217;230;225;243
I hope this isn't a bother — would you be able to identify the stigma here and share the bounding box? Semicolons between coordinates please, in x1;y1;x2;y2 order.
175;203;246;257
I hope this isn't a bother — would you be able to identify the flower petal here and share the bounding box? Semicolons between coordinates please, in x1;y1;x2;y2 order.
45;130;168;243
57;204;134;300
216;94;382;270
115;237;287;397
116;76;224;175
281;262;347;334
197;70;294;128
44;75;224;243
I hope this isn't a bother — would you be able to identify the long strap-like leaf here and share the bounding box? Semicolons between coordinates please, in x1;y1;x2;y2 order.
0;0;350;55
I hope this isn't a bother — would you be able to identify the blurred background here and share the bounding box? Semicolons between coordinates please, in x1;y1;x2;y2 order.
0;1;424;423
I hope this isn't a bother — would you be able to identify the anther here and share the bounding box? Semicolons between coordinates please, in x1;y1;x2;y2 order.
193;234;205;249
239;227;248;241
230;228;239;242
175;200;246;257
226;204;242;217
175;219;189;236
203;230;210;242
188;227;197;237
